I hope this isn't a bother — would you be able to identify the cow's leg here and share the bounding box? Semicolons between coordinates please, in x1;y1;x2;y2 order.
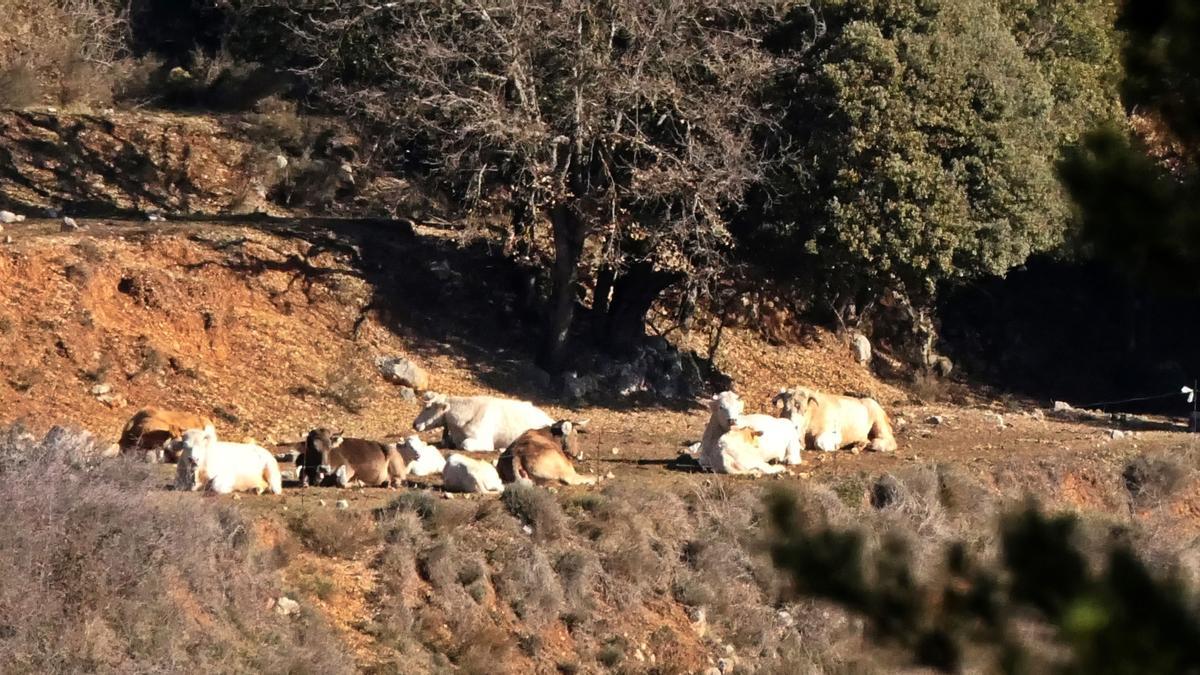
334;465;351;488
560;466;597;486
209;474;237;494
785;438;803;465
460;437;494;452
813;431;841;453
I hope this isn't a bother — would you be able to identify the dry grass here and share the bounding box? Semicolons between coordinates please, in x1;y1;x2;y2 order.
288;508;381;559
502;483;567;541
0;63;40;108
0;424;352;673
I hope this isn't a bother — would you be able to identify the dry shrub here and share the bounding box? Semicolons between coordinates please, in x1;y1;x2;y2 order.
0;63;40;108
418;539;488;596
502;483;567;541
583;485;690;607
112;54;166;105
493;543;564;629
244;97;309;151
323;353;375;414
56;55;115;107
556;548;602;626
287;508;381;559
0;424;352;673
1124;452;1194;507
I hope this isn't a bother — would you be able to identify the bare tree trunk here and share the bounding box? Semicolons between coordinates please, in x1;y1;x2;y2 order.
539;203;586;371
604;263;682;355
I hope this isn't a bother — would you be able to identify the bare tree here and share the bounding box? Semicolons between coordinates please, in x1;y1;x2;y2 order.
236;0;794;369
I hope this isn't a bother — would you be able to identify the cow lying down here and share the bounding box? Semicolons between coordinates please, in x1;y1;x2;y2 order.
399;436;447;477
412;392;554;451
442;454;504;494
298;428;408;488
498;421;596;487
773;386;897;453
171;426;282;495
697;391;802;475
117;407;215;462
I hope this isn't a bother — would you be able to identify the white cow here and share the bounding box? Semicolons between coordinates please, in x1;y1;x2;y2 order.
712;427;788;475
399;435;447;477
773;387;897;453
442;454;504;494
412;392;554;452
171;426;283;495
697;391;802;472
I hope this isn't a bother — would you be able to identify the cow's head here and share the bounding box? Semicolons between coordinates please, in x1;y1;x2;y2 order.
174;424;217;491
550;419;589;460
412;392;450;432
398;435;434;463
709;391;745;427
300;428;344;487
773;387;816;430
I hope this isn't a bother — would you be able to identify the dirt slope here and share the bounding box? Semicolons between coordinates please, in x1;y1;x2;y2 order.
3;218;1199;672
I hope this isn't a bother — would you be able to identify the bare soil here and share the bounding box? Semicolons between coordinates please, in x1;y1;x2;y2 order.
3;219;1198;672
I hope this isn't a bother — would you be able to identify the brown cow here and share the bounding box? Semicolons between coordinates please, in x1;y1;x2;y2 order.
118;407;216;462
498;421;596;487
298;428;407;488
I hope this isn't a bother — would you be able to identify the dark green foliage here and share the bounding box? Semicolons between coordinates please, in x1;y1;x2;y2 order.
769;490;1200;673
1061;0;1200;294
755;0;1119;312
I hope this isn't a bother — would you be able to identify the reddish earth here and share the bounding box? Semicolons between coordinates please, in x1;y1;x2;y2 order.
3;219;1198;672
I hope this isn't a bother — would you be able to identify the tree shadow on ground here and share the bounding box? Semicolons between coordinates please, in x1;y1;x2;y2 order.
180;217;707;412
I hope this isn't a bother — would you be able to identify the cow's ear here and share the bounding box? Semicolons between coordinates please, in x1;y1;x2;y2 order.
560;421;573;435
421;391;438;403
573;418;590;433
331;433;345;448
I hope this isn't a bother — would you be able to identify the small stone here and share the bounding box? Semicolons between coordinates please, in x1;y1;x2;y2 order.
91;383;112;396
444;492;456;500
926;415;944;425
399;386;416;401
274;596;300;616
605;471;615;480
281;505;288;512
634;649;645;663
522;525;533;535
317;499;326;507
4;236;11;244
1052;400;1073;412
611;447;620;455
0;211;19;224
336;499;350;509
61;216;81;231
231;494;241;501
717;658;733;673
1107;429;1128;440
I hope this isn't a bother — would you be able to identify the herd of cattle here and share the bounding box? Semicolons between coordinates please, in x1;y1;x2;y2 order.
108;387;898;495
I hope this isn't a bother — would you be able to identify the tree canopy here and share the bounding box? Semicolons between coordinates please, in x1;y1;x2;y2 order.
753;0;1119;315
233;0;794;368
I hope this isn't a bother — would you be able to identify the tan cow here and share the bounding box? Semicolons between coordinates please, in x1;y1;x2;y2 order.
117;407;216;462
297;428;408;488
497;421;596;487
773;387;897;453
